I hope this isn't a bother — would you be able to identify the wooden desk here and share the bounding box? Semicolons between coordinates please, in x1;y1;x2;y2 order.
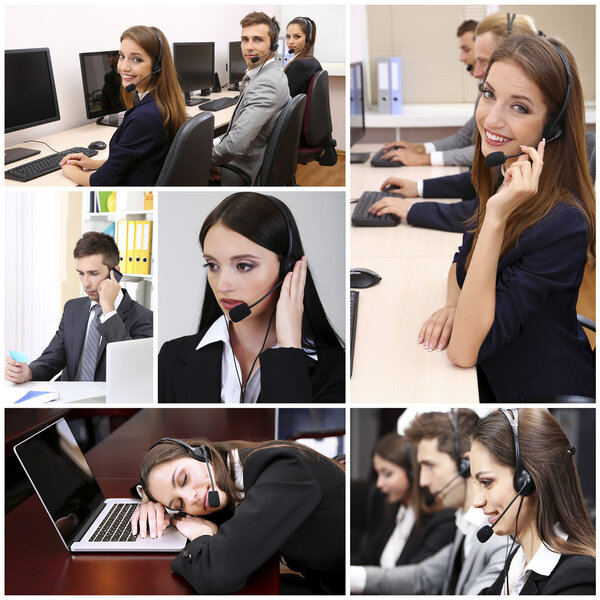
5;407;279;595
351;143;479;402
5;90;237;187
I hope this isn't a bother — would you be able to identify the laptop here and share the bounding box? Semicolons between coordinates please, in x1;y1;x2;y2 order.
106;337;153;403
14;418;186;552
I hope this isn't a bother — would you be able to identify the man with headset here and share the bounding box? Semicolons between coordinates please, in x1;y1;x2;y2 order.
351;409;507;595
210;12;291;186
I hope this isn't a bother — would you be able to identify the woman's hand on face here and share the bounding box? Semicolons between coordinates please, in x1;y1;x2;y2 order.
379;177;418;198
131;501;171;539
486;140;545;223
418;306;456;352
59;153;101;171
275;256;307;349
172;514;218;541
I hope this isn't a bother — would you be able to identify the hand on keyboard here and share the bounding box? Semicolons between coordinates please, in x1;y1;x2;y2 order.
379;177;418;197
60;152;102;171
368;195;415;221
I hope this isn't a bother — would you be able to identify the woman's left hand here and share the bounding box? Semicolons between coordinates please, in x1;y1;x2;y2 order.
486;140;545;223
172;514;218;541
275;256;307;349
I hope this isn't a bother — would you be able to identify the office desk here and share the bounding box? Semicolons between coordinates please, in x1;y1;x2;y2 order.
5;90;238;187
5;408;279;595
4;380;106;404
351;143;478;402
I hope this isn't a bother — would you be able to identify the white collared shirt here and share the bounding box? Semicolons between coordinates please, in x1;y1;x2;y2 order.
503;526;567;595
246;56;275;78
379;504;416;567
456;506;487;562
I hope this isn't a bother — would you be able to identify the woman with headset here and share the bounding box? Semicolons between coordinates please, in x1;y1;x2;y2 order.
419;34;595;400
60;25;187;186
352;433;455;568
470;408;595;594
131;437;345;594
158;192;345;403
283;17;321;97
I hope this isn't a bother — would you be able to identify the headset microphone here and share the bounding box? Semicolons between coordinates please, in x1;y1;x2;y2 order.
228;280;284;322
250;46;277;63
424;473;462;507
124;27;163;93
476;482;528;543
288;45;305;55
124;69;160;93
466;64;473;72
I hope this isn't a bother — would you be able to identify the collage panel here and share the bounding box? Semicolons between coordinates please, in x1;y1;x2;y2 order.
5;406;346;594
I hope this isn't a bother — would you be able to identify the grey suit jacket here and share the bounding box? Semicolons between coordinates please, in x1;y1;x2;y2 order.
362;509;507;595
211;61;290;184
432;100;478;166
29;289;153;382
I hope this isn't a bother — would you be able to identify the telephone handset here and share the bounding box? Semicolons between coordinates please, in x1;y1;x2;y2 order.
108;267;123;283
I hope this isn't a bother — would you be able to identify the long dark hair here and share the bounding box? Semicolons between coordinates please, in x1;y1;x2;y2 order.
472;409;595;558
197;193;343;352
284;16;317;67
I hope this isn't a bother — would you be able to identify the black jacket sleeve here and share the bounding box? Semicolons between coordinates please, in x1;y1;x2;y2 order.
407;199;478;233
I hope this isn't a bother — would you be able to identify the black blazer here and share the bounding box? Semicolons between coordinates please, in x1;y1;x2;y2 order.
352;486;455;566
481;550;596;595
171;444;345;594
158;326;345;403
285;56;322;97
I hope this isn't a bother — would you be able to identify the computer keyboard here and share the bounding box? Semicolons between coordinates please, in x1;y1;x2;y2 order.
370;147;404;167
200;96;239;111
352;191;401;227
350;290;359;377
5;147;99;182
90;502;137;543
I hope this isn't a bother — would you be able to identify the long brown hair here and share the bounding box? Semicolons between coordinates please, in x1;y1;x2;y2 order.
140;438;344;512
119;25;187;138
284;16;317;68
472;409;595;558
467;34;595;270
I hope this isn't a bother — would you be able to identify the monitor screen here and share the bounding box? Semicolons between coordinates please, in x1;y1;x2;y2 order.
79;50;125;120
5;48;60;133
228;41;246;86
350;62;365;146
173;42;214;94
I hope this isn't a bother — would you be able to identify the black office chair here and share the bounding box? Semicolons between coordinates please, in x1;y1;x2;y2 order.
155;111;214;186
298;70;337;167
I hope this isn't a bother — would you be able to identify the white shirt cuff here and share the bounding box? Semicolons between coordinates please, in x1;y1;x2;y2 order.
423;142;436;154
429;151;445;166
417;180;424;197
213;135;222;148
100;310;117;323
350;566;368;594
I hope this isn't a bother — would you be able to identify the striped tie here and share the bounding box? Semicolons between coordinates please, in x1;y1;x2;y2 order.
76;304;103;381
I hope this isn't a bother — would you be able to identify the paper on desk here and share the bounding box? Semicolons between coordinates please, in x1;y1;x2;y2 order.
14;390;60;404
8;350;30;363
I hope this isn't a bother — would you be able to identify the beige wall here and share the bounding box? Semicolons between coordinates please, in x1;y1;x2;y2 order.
58;192;84;307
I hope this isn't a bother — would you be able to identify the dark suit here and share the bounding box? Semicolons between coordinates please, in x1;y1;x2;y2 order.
454;201;595;401
352;486;456;566
481;550;596;595
285;56;322;97
89;94;170;186
158;326;344;403
28;290;153;382
171;444;345;594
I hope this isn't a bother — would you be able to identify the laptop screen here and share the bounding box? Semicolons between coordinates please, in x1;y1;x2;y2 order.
15;419;105;548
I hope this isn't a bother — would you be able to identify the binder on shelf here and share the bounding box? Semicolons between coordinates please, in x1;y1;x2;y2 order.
390;57;403;115
140;220;153;275
126;220;137;274
133;221;144;275
116;220;128;272
143;191;154;211
377;57;391;114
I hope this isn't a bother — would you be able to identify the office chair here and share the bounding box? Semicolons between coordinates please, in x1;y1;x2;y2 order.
155;111;214;186
297;70;337;167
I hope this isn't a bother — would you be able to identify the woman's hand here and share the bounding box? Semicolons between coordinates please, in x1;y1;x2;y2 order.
131;501;171;539
486;141;545;223
418;306;457;352
275;256;307;349
381;148;430;166
379;177;419;197
369;196;415;220
59;153;102;171
172;514;218;541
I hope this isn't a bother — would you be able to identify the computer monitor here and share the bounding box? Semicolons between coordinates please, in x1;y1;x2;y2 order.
79;50;126;126
173;42;215;106
5;48;61;164
228;41;246;90
350;62;369;163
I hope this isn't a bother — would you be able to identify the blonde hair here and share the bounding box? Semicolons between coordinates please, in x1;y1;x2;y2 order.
475;12;538;40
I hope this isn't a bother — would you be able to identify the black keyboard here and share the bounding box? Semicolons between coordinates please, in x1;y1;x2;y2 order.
352;191;401;227
90;502;137;543
5;147;99;182
370;147;404;167
350;151;370;164
200;96;239;112
350;290;359;377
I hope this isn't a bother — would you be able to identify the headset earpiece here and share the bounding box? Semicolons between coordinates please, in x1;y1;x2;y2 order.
499;409;535;496
449;410;470;478
149;27;163;75
262;194;295;276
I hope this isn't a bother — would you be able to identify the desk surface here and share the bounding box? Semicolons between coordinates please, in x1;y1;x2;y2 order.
4;380;106;404
5;408;279;595
5;90;237;187
350;143;479;402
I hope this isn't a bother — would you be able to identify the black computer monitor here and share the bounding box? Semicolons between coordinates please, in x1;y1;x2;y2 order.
173;42;215;106
79;50;126;126
350;62;370;163
228;41;246;90
5;48;61;164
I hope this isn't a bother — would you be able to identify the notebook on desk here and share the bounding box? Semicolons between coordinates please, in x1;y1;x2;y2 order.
14;418;187;552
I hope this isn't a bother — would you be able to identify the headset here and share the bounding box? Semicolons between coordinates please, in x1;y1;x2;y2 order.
449;410;471;478
506;12;516;36
147;438;221;508
124;26;163;93
268;16;280;52
499;409;535;496
297;16;313;44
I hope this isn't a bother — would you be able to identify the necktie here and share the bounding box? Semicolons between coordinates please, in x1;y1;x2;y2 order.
76;304;103;381
446;533;466;594
239;73;251;93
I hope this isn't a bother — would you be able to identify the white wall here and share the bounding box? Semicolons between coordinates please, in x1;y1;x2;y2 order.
156;191;345;348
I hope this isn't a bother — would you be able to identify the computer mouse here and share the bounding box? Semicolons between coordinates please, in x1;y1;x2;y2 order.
351;268;382;289
88;141;107;151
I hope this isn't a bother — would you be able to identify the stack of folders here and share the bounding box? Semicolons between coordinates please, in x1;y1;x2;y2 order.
377;57;403;115
116;220;153;275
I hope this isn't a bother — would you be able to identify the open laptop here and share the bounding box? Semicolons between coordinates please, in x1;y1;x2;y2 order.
14;418;186;552
106;337;153;403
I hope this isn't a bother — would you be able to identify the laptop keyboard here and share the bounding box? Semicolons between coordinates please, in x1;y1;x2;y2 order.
90;502;137;542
